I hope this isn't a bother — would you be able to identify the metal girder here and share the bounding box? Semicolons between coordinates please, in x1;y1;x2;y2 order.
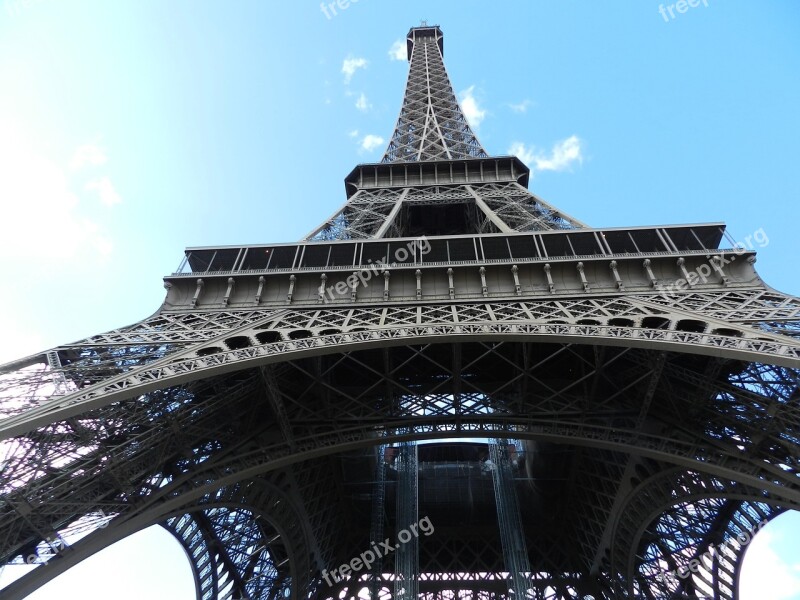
1;476;309;600
608;467;784;599
393;440;419;599
3;293;798;441
489;440;532;596
1;341;798;598
306;178;586;240
382;26;486;164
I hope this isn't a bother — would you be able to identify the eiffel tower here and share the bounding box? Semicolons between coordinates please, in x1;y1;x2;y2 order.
2;23;799;600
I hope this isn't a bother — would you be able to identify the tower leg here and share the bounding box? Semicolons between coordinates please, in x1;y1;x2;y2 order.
369;444;387;599
490;440;531;598
394;440;419;599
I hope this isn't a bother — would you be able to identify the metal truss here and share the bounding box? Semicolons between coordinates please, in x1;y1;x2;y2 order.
382;26;486;164
368;445;387;599
394;441;419;599
1;22;800;600
2;289;795;406
469;182;584;232
307;182;585;241
166;507;290;600
2;337;798;598
306;24;584;241
3;290;797;437
490;440;532;597
608;466;784;599
306;188;408;241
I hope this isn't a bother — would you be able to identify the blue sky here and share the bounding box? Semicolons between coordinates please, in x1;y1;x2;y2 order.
0;1;799;598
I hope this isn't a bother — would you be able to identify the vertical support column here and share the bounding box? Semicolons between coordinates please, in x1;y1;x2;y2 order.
45;351;67;396
490;440;531;598
394;440;419;600
369;445;387;599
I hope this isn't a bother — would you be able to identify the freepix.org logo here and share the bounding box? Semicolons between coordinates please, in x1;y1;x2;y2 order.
322;237;431;303
319;0;363;20
321;516;434;586
656;519;767;584
657;226;769;303
658;0;709;23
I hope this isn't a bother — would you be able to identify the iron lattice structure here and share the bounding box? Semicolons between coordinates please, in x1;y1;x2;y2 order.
1;24;799;600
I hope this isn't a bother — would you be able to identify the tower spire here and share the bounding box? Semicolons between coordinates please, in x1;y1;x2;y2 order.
382;25;487;163
306;26;585;241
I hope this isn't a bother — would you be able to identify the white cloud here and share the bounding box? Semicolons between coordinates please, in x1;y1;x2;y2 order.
355;92;371;112
740;526;800;600
388;39;407;61
342;56;368;84
534;135;583;171
508;141;536;166
85;176;122;207
508;135;584;175
348;130;359;138
360;134;385;153
0;121;116;260
459;85;486;130
508;99;533;113
70;143;107;169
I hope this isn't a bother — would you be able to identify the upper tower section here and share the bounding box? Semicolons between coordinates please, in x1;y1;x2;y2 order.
303;24;587;241
381;25;488;163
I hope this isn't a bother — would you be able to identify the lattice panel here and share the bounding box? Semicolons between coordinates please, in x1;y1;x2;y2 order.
472;182;584;231
382;28;487;163
308;188;406;241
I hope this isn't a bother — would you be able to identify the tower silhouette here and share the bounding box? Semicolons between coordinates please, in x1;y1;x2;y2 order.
1;24;799;600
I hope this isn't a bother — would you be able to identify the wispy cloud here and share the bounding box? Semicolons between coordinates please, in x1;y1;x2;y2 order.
360;134;384;152
534;135;583;171
348;129;359;138
0;124;116;260
85;176;122;207
70;143;107;169
508;142;535;167
459;85;486;130
0;122;121;265
342;56;368;84
355;92;371;112
388;39;406;61
508;135;584;176
508;99;533;114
